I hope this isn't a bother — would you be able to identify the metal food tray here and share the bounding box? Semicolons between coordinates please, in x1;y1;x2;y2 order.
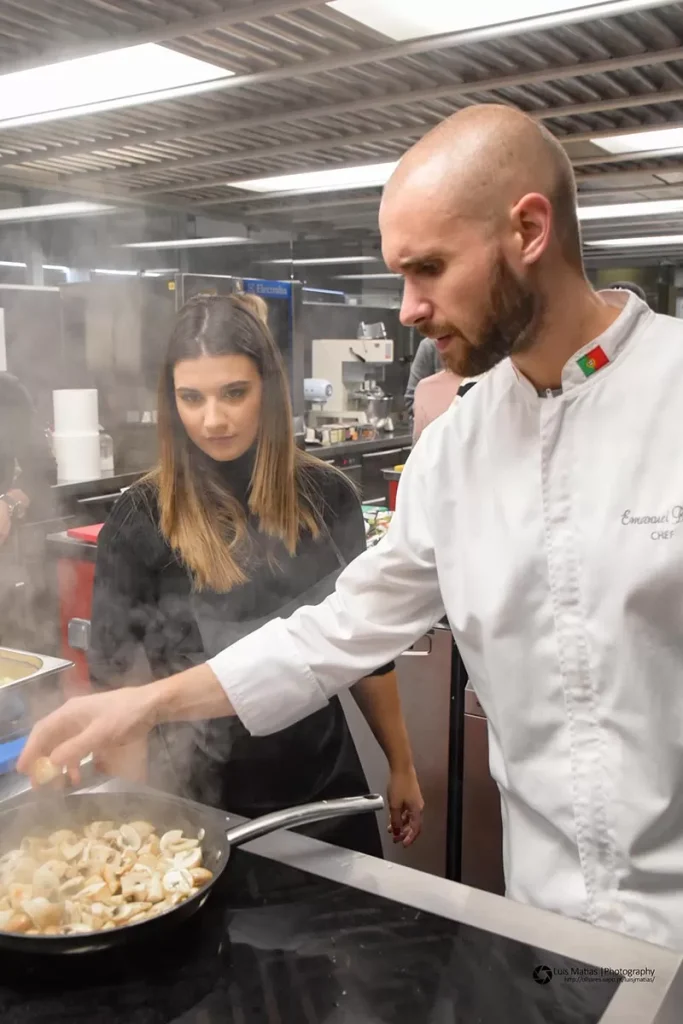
0;647;73;691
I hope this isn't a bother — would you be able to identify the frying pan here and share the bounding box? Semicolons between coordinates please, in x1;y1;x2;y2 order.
0;788;384;955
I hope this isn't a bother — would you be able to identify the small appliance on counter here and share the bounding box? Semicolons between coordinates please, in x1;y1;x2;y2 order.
351;379;394;432
310;336;395;425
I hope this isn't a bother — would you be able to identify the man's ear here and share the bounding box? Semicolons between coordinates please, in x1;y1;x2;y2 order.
510;192;552;267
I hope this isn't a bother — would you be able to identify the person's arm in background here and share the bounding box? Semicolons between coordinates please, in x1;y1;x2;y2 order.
412;378;430;444
19;439;446;774
325;472;423;845
403;338;440;416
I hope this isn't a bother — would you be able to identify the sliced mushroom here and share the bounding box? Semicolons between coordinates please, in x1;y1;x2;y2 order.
190;868;213;886
59;875;85;897
21;897;63;929
4;912;32;934
159;830;185;854
11;856;40;884
8;883;33;909
173;847;202;871
90;901;114;922
83;821;115;840
40;859;68;882
128;821;155;841
112;902;150;925
32;865;62;899
102;863;121;895
147;873;163;904
63;922;95;935
78;876;109;901
32;757;61;787
48;830;79;848
105;825;142;853
61;840;85;862
120;873;150;902
139;834;161;857
162;868;193;896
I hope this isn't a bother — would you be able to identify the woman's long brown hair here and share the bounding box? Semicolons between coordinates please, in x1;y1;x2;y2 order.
148;293;341;591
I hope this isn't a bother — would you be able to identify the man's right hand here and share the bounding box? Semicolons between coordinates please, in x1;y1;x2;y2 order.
17;686;161;779
0;499;11;546
17;663;233;779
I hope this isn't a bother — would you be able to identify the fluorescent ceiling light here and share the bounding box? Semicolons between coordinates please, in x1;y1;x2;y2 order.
303;287;347;295
122;236;248;249
591;127;683;156
232;162;398;195
327;0;615;41
335;273;402;280
0;261;72;270
585;235;683;248
0;201;115;223
0;44;232;130
578;199;683;221
264;256;380;266
93;268;139;276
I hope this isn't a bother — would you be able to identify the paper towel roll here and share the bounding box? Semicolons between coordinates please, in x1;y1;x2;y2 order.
53;432;101;484
53;389;99;435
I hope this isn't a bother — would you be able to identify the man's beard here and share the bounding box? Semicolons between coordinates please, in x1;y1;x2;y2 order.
429;257;541;378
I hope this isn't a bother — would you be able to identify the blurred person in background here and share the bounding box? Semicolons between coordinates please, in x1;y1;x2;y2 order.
0;372;55;645
403;336;441;418
0;372;54;544
85;294;423;856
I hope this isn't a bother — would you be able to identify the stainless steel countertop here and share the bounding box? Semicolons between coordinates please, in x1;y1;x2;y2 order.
1;774;680;1023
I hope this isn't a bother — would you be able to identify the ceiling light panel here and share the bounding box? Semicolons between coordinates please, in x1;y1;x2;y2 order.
578;199;683;220
93;268;139;276
232;163;398;195
327;0;616;41
585;235;683;248
0;201;115;223
264;256;380;266
335;273;403;279
0;45;232;129
591;127;683;156
122;236;249;249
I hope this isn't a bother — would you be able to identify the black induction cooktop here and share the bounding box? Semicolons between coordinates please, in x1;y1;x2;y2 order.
0;848;620;1023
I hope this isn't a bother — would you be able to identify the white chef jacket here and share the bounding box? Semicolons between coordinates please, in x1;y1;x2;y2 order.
211;290;683;950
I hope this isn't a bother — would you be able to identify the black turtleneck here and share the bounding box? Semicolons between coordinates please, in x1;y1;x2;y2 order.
88;450;391;851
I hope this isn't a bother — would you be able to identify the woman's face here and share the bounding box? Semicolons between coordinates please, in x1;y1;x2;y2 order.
174;353;263;462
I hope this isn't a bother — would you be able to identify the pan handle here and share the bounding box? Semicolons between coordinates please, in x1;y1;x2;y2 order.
225;793;384;847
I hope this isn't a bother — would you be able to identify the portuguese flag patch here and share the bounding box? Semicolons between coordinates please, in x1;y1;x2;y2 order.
577;345;609;378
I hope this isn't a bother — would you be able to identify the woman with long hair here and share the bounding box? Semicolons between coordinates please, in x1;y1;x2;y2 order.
87;294;423;855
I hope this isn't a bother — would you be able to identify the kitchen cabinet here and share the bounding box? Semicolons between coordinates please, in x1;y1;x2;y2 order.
360;444;412;504
461;683;505;894
340;626;453;877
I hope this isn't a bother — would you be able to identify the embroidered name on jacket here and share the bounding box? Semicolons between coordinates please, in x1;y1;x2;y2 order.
621;506;683;541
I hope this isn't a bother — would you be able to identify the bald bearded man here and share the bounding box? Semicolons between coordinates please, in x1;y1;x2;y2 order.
20;106;683;951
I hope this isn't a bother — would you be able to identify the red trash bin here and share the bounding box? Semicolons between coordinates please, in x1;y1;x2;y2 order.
382;467;403;511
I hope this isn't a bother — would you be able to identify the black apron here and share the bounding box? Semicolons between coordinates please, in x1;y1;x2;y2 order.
149;529;383;858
